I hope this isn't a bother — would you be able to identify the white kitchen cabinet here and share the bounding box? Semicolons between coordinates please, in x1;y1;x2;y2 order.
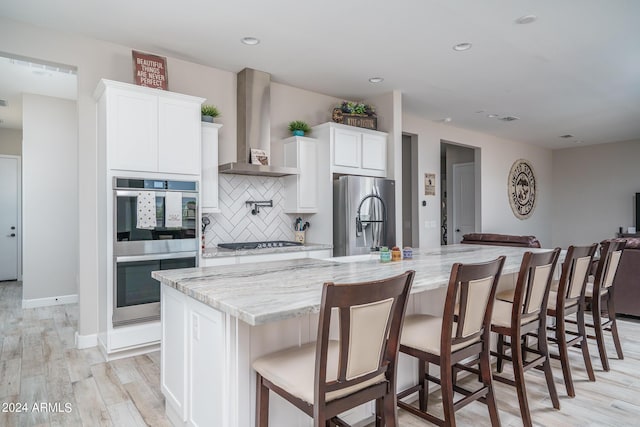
162;284;225;427
201;122;223;212
95;79;204;175
161;285;188;423
311;122;387;177
188;297;224;427
158;96;202;174
282;136;318;213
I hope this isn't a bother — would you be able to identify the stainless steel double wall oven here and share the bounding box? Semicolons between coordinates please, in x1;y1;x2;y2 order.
113;177;198;326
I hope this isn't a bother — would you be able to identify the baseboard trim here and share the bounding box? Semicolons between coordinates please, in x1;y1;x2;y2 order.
75;332;98;349
22;293;78;309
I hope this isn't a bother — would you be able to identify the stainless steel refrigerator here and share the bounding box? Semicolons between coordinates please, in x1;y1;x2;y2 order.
333;176;396;256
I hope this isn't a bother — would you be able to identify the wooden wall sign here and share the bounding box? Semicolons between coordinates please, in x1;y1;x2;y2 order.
132;50;168;90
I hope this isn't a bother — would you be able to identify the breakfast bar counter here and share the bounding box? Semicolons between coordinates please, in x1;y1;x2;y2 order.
152;244;553;427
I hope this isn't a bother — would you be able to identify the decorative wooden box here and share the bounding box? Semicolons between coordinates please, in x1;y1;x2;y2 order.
332;108;377;130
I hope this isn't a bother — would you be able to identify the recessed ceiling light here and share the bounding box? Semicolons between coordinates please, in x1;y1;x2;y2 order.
443;117;452;123
559;134;574;139
368;77;384;83
515;15;537;25
487;114;499;118
241;37;260;46
453;43;472;52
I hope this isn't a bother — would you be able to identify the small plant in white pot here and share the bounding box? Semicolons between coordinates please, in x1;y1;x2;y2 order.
201;105;220;123
288;120;311;136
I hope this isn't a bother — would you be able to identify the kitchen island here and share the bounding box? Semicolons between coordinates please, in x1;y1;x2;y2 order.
152;244;553;427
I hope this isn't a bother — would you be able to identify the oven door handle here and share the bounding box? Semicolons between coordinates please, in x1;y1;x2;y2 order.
115;252;197;263
115;190;167;198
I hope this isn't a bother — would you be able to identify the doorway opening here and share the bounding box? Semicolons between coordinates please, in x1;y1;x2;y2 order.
440;141;480;244
0;52;77;296
401;133;419;247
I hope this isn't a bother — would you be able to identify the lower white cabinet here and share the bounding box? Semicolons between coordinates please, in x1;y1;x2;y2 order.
162;285;225;427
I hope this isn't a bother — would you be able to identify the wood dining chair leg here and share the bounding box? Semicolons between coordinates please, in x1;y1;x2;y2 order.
480;346;501;427
592;296;610;371
607;291;624;360
384;391;397;427
511;335;533;427
375;398;383;427
496;334;505;373
538;323;560;409
418;361;427;411
440;361;457;427
555;315;576;397
577;305;596;381
256;373;269;427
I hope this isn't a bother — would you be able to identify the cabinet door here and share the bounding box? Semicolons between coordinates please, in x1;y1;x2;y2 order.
188;299;224;427
161;285;188;422
333;127;361;168
108;89;158;172
201;123;222;212
158;97;201;175
361;133;387;173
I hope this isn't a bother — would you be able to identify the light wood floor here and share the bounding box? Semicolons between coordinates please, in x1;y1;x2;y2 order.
1;280;639;426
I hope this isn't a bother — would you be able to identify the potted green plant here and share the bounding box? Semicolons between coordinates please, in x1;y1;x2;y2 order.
201;104;220;123
288;120;311;136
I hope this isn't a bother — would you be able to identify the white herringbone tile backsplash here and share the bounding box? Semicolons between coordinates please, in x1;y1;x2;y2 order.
203;175;295;246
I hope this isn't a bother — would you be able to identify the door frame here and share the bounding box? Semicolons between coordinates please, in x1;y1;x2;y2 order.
0;154;22;281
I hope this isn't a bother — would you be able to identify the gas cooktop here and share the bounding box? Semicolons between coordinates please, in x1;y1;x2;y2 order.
217;241;303;250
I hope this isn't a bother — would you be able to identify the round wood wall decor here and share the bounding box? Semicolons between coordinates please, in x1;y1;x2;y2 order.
508;159;536;219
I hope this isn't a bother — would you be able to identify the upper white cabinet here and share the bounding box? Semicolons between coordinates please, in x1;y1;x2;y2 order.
282;136;318;213
312;122;387;177
95;79;204;175
201;122;223;213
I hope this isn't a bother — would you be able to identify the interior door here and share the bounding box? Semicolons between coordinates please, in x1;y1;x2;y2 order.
0;156;19;281
452;162;475;244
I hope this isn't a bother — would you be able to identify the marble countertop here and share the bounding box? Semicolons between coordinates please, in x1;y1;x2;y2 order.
153;244;557;326
201;242;333;258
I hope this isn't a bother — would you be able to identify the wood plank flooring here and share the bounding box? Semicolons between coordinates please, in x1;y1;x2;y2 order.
1;280;639;426
0;281;171;427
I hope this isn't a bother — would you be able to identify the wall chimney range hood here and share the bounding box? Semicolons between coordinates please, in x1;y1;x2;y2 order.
218;68;299;177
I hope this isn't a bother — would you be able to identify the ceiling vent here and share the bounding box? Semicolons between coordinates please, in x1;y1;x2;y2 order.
559;134;574;139
498;116;520;122
0;99;7;107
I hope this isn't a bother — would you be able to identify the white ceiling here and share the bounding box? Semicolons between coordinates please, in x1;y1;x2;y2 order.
1;0;639;149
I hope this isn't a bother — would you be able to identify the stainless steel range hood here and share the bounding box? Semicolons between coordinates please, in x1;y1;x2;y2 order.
218;68;299;177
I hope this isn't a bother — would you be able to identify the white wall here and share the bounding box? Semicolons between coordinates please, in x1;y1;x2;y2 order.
403;113;553;248
22;94;77;301
270;82;341;165
552;139;640;248
0;128;22;155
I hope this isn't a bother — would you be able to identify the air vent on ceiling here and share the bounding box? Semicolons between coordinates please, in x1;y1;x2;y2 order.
559;134;574;139
0;99;7;107
498;116;520;122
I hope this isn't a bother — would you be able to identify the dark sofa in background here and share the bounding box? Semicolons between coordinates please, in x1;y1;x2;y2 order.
614;237;640;317
461;233;542;248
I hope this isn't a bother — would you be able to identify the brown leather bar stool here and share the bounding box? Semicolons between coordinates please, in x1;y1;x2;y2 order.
544;244;598;397
252;270;415;427
583;239;625;371
397;256;505;427
490;249;561;427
